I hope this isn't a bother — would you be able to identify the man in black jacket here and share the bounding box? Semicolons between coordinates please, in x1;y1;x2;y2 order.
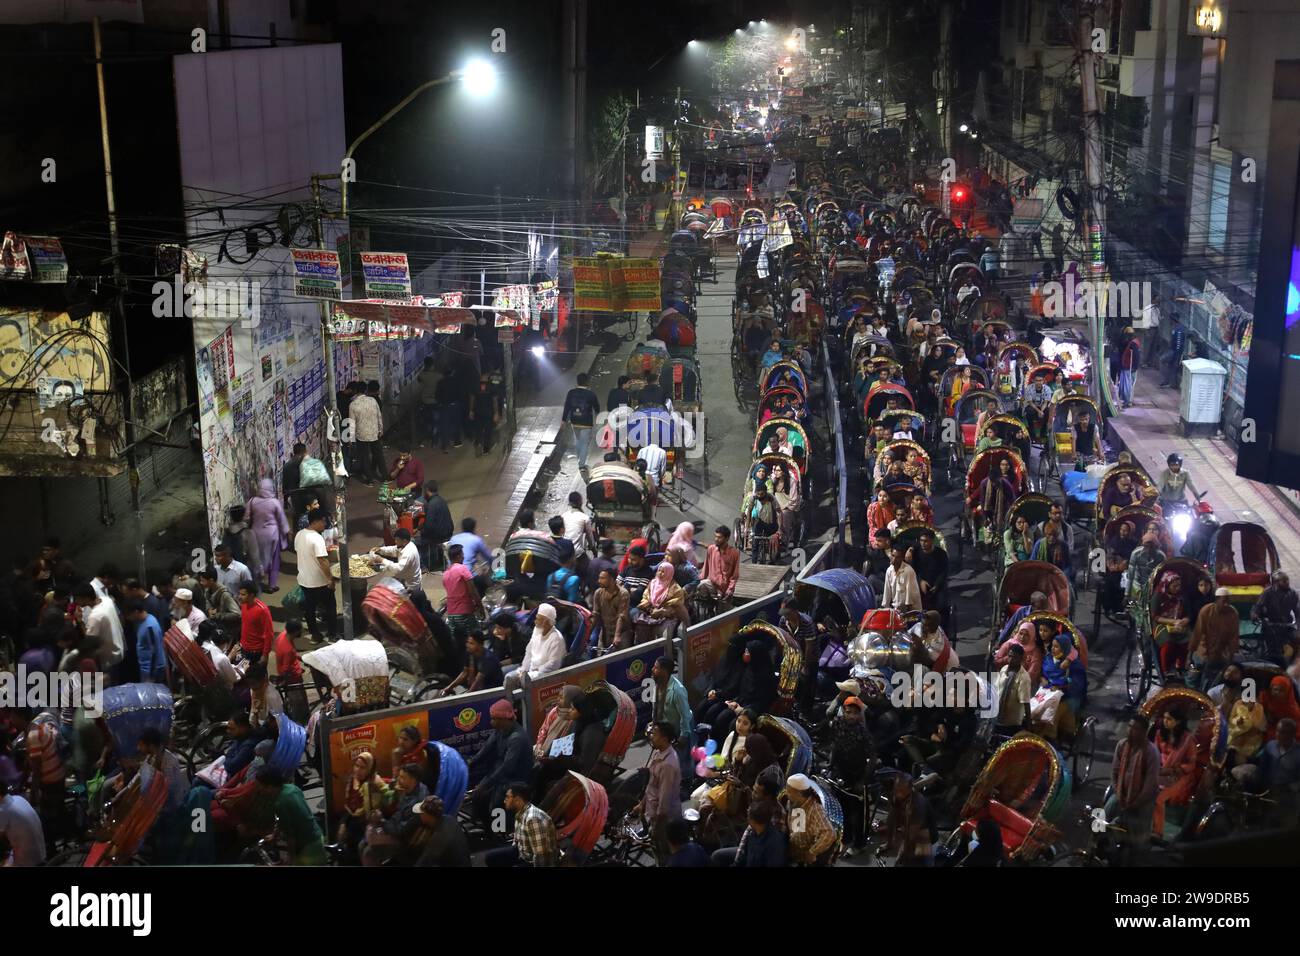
562;372;601;471
862;529;892;598
418;480;454;571
909;530;949;629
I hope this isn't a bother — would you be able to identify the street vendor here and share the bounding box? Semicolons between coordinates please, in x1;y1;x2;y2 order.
387;446;425;495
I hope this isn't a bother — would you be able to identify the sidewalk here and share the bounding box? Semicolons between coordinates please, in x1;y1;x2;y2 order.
1108;370;1300;571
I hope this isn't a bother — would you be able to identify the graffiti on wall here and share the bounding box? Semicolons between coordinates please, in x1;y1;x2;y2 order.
0;309;112;391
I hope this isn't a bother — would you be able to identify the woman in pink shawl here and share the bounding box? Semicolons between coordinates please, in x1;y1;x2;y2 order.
246;478;291;592
633;562;685;643
994;615;1046;685
665;521;697;562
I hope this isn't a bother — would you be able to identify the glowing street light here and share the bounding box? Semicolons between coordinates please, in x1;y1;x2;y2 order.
959;123;969;132
460;58;498;97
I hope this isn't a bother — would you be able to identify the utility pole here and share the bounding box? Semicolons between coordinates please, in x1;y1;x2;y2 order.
311;174;353;640
938;0;953;161
93;16;146;583
1078;0;1108;409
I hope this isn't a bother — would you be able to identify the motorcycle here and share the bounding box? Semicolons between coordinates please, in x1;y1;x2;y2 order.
1175;496;1217;563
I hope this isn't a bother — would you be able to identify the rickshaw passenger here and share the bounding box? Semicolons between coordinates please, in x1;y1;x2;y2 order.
1103;521;1140;614
1030;521;1073;581
783;774;837;866
694;639;778;744
1127;533;1166;604
503;604;566;693
1023;373;1051;438
1188;588;1240;692
760;340;784;373
1152;707;1199;835
1039;632;1086;737
468;700;534;828
617;545;654;605
633;563;686;643
912;532;949;620
1152;572;1193;677
1003;515;1034;567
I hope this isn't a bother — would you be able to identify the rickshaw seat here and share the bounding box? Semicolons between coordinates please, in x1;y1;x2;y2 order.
965;799;1034;851
1218;572;1268;588
961;424;976;445
1008;603;1026;617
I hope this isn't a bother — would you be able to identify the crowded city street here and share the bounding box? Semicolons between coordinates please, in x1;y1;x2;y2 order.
1;0;1300;925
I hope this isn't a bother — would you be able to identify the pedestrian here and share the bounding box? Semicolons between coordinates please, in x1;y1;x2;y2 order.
1189;587;1239;692
562;372;601;471
561;491;597;556
348;381;385;484
979;243;999;285
434;366;462;452
1105;714;1159;863
1118;325;1141;408
294;508;338;643
606;375;632;411
237;581;274;665
442;543;483;652
468;371;499;456
417;480;454;571
415;356;440;447
449;517;494;584
635;720;682;863
246;478;290;593
1159;313;1187;389
124;599;167;684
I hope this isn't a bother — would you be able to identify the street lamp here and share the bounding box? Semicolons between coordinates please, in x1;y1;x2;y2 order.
959;123;969;132
341;59;499;217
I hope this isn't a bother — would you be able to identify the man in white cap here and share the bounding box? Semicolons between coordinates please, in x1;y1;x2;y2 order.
504;603;566;692
783;773;836;866
172;587;207;634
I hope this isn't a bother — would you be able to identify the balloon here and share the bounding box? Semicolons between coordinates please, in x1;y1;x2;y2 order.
707;754;726;770
704;739;718;757
695;760;712;779
692;747;706;762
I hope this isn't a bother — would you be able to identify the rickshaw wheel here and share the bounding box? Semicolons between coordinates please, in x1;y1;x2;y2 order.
1124;634;1149;706
1073;714;1097;785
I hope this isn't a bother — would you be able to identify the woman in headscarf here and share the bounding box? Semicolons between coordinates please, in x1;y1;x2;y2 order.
772;463;801;550
694;634;748;731
633;562;685;643
1152;707;1199;835
246;478;291;593
691;707;758;810
1040;632;1086;737
337;751;393;858
533;690;610;800
1152;571;1192;678
978;456;1018;541
665;521;697;560
534;684;583;760
1263;675;1300;740
697;723;779;844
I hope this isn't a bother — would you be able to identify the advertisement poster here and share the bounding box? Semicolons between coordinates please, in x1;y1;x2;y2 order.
359;252;412;299
206;327;234;394
290;248;344;300
24;236;68;284
613;258;662;312
680;593;784;705
0;232;29;280
573;257;613;312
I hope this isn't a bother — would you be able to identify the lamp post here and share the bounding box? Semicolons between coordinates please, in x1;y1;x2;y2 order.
340;59;498;218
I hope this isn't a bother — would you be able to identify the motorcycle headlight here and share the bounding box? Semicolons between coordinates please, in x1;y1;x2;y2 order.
1172;513;1193;539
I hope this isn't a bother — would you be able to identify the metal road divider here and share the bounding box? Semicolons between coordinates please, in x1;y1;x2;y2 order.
823;338;849;558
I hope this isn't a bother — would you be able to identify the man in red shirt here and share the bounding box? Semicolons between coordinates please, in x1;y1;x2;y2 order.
237;582;274;665
272;619;304;685
699;525;741;611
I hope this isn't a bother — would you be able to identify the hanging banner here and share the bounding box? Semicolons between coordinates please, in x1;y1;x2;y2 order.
359;252;412;299
573;257;613;312
290;248;344;300
645;125;664;160
24;236;68;284
491;283;533;327
612;258;661;312
534;279;558;312
0;232;30;280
